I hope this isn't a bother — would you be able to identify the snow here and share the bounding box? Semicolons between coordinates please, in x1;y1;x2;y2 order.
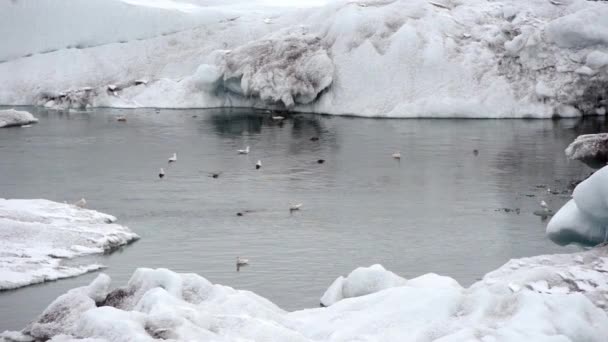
0;109;37;128
547;166;608;246
0;199;139;290
3;248;608;342
1;0;607;117
565;133;608;168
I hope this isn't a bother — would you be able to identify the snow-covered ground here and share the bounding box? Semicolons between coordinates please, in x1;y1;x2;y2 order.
2;246;607;342
547;165;608;246
0;109;37;128
0;199;139;291
1;0;607;117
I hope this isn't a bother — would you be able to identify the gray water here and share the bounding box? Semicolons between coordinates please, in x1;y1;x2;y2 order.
0;107;601;331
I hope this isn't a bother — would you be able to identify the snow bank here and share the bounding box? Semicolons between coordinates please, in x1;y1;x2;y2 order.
0;199;139;290
547;166;608;246
0;109;37;128
1;0;607;117
3;248;608;341
565;133;608;169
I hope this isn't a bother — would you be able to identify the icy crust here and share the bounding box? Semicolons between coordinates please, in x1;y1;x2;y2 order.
547;166;608;246
2;0;608;117
3;248;608;342
0;109;38;128
565;133;608;169
0;199;139;290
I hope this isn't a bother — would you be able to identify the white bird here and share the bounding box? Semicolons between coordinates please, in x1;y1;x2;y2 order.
272;116;285;121
290;203;303;211
238;146;250;154
263;18;272;24
392;151;401;159
168;153;177;163
236;256;249;266
73;198;87;208
256;160;262;170
540;200;549;211
159;168;165;179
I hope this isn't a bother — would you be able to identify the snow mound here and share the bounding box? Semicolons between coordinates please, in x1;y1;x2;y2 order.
2;0;608;117
4;248;608;341
565;133;608;169
0;199;139;290
547;166;608;246
0;109;38;128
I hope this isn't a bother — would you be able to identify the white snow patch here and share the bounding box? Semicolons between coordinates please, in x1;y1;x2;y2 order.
0;199;139;290
0;109;38;128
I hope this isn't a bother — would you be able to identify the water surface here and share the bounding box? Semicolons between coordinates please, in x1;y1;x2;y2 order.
0;107;601;331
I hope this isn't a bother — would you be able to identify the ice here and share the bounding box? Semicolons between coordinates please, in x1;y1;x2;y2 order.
320;264;407;307
0;199;139;290
565;133;608;168
547;166;608;246
0;109;38;128
1;0;607;117
4;247;608;342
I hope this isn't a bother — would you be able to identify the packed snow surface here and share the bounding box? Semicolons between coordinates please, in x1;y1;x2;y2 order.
2;247;608;341
547;165;608;246
0;109;37;128
0;199;139;290
1;0;607;117
565;133;608;168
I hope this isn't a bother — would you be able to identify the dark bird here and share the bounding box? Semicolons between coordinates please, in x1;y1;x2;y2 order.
310;137;319;141
159;168;165;179
473;149;479;156
256;160;262;170
209;172;222;179
317;159;325;164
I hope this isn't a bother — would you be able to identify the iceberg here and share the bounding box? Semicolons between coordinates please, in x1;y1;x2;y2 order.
565;133;608;169
0;109;38;128
0;199;139;290
2;247;608;341
0;0;607;117
547;166;608;246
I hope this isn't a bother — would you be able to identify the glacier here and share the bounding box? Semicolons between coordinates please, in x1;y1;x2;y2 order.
2;247;608;342
0;199;139;290
1;0;607;117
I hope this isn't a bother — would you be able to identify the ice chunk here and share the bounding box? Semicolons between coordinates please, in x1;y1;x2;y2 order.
565;133;608;169
216;31;334;108
0;109;38;128
586;51;608;70
572;166;608;220
406;273;462;290
0;199;139;290
319;264;406;306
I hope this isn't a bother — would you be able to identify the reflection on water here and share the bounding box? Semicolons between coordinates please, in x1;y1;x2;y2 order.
0;107;600;331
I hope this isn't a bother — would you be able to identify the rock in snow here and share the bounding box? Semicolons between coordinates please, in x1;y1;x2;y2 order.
565;133;608;169
547;165;608;246
0;109;38;128
2;247;608;341
0;0;607;117
0;199;139;290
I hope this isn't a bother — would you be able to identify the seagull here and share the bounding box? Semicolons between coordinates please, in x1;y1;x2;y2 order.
272;116;285;121
209;172;222;179
73;198;87;208
159;168;165;179
540;200;549;211
236;256;249;266
392;151;401;159
256;160;262;170
168;153;177;163
290;203;303;211
238;146;250;154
